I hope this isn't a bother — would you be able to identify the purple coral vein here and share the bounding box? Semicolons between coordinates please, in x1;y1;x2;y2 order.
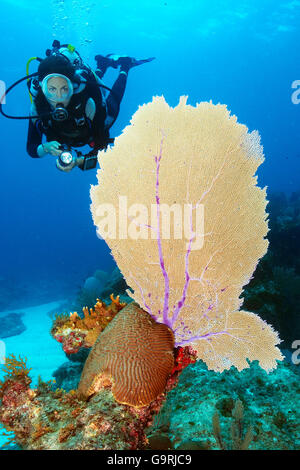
155;134;171;326
175;330;229;347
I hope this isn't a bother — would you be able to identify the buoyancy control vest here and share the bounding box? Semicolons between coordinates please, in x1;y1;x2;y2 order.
33;71;110;149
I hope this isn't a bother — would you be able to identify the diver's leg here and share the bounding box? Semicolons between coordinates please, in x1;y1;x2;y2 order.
95;55;118;79
96;56;155;128
105;70;128;128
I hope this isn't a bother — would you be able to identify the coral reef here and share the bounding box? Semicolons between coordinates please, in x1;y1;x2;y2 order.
0;355;33;448
83;276;105;300
52;362;83;391
51;294;126;354
267;191;300;273
74;267;131;312
150;359;299;450
0;354;32;383
243;259;300;347
98;267;132;301
0;347;196;449
212;399;253;450
242;191;300;347
2;98;295;450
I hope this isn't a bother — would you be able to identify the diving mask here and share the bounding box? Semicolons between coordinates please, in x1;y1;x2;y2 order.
41;73;73;106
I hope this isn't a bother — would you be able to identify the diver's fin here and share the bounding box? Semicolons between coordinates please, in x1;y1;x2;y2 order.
132;57;156;66
106;55;155;70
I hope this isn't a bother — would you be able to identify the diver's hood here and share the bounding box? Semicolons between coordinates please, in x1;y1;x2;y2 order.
41;73;74;106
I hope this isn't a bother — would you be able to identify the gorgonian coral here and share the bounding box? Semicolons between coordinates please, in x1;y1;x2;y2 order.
90;96;283;374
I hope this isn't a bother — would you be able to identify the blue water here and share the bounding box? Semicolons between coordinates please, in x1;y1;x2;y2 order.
0;0;299;304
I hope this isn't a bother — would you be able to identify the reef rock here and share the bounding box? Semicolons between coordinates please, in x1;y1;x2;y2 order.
0;312;26;339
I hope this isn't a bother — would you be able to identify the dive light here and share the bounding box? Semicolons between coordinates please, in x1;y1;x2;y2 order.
57;145;99;171
58;146;75;167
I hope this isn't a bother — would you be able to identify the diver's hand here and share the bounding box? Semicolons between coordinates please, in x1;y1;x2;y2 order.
42;141;62;156
56;157;78;173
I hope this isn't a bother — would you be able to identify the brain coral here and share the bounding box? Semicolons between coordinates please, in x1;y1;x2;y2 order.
78;302;174;406
89;96;283;379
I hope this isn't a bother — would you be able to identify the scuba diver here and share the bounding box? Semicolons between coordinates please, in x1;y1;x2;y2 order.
0;41;154;172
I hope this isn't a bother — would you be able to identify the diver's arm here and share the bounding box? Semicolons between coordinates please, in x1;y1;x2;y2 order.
26;102;46;158
26;118;45;158
27;119;62;158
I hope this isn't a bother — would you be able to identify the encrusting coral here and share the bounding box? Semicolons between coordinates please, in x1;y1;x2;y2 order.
51;294;126;353
89;95;283;381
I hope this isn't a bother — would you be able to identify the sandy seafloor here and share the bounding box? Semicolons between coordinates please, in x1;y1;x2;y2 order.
0;300;67;448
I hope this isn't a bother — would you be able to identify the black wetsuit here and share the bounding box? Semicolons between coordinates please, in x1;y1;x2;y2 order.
26;71;128;158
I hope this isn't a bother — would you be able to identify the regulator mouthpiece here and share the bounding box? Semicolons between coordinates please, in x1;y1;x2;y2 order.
52;104;68;121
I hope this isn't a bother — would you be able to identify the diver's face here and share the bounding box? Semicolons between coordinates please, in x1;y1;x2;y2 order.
47;76;70;102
